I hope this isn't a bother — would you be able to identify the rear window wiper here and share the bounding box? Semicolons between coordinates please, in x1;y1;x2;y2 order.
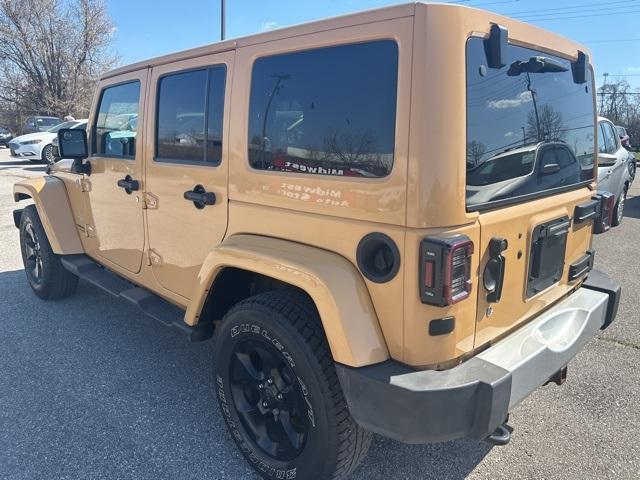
507;56;568;76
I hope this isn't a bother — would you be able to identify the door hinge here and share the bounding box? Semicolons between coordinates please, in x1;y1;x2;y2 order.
147;249;162;266
142;192;158;210
75;178;91;192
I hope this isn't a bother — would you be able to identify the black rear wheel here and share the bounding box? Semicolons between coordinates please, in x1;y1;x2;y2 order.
214;291;372;480
229;337;310;461
612;187;627;227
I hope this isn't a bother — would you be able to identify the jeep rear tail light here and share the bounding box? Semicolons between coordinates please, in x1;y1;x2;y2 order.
593;191;615;234
420;235;473;306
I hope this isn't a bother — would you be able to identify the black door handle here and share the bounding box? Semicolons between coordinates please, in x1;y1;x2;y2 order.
117;175;140;194
184;184;216;209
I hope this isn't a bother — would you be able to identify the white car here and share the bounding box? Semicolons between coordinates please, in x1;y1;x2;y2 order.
8;120;87;164
597;116;632;226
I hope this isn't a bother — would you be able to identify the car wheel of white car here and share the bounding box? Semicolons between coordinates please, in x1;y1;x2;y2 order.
41;144;54;164
613;188;626;227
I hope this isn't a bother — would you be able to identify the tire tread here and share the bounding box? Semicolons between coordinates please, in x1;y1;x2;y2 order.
20;205;78;299
225;290;372;480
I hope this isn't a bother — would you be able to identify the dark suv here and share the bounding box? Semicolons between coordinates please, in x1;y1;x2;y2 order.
22;116;61;134
0;127;13;146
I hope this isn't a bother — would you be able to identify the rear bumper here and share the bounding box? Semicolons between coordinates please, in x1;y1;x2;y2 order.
336;270;620;444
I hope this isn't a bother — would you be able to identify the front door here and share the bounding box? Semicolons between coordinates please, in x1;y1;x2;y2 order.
144;53;232;299
84;70;148;274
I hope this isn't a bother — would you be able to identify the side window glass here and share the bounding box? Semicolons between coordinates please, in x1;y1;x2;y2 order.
555;148;575;169
157;69;207;161
156;66;226;164
597;123;607;154
93;81;141;158
247;40;398;178
603;123;618;154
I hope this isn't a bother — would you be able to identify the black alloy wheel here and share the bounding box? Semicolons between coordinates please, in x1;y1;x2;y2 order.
229;337;309;461
23;222;43;285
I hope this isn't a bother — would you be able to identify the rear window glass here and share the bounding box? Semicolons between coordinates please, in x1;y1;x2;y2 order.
466;38;595;209
247;40;398;178
37;117;60;127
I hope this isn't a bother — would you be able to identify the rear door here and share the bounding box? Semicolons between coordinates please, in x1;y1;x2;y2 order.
144;53;232;299
465;37;597;347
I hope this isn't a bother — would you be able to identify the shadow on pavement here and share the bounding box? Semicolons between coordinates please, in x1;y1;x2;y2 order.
0;268;491;479
0;159;41;166
622;194;640;220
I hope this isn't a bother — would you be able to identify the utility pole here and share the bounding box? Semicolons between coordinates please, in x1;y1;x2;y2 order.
600;72;608;113
526;72;541;141
221;0;226;41
261;74;291;168
521;126;526;146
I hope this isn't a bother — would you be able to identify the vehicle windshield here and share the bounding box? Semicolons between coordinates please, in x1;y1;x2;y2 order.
0;128;9;134
47;121;79;133
467;148;536;186
616;126;627;137
37;117;61;127
466;38;595;208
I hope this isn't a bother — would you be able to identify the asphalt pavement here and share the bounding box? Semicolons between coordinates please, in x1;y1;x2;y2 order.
0;147;638;480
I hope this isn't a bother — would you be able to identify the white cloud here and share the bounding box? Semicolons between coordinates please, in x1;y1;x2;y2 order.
487;91;532;109
624;67;640;72
260;21;278;31
504;131;514;137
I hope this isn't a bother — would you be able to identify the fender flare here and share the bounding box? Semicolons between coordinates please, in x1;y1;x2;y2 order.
13;176;84;255
186;234;389;367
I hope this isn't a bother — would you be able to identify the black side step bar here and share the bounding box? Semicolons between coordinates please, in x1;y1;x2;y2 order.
60;254;213;342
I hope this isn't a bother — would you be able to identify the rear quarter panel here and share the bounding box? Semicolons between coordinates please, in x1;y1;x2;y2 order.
225;17;414;361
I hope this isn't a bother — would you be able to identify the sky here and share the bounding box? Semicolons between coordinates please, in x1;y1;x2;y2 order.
107;0;640;90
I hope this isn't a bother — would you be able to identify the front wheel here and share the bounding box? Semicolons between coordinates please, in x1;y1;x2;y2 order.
213;291;372;480
19;205;78;299
41;144;54;164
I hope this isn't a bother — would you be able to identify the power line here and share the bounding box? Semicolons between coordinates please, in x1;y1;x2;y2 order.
518;8;640;21
517;4;639;20
580;38;640;44
504;0;634;16
596;74;640;77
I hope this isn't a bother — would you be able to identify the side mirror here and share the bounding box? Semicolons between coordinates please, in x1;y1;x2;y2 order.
541;162;560;175
597;153;617;167
58;128;91;175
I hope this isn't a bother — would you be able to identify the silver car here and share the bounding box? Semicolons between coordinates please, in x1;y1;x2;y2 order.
597;116;632;226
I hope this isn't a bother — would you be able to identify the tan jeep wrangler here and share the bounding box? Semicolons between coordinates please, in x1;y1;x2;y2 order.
13;3;621;479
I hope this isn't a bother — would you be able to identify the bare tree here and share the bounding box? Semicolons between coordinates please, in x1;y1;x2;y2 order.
526;104;565;141
0;0;117;126
599;78;640;145
322;128;379;169
466;140;486;166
